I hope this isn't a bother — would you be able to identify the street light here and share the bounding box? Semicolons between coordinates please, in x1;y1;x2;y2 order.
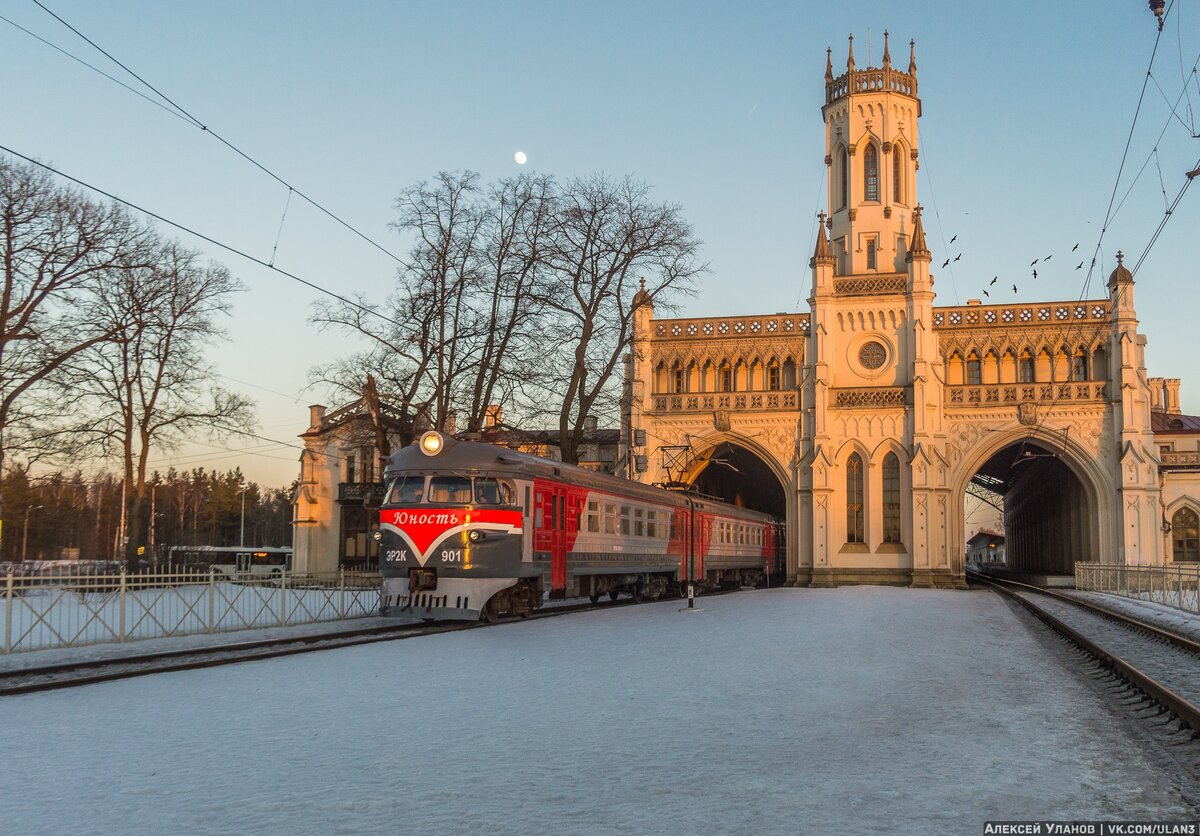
21;505;43;562
239;485;247;548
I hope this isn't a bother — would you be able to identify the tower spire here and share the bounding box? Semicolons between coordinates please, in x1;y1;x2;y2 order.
811;212;834;266
825;47;833;81
906;206;930;262
908;39;917;75
882;30;891;69
847;34;855;73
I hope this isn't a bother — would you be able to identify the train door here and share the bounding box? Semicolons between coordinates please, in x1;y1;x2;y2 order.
236;552;253;573
534;484;568;596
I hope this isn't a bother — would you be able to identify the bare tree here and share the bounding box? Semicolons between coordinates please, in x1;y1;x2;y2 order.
73;241;253;565
538;174;704;464
0;155;153;553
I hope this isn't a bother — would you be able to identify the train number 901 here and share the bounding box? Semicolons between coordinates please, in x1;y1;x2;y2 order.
440;549;462;563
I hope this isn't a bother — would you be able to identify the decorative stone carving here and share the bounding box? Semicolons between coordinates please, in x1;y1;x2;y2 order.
833;387;908;408
1018;402;1038;426
835;275;907;296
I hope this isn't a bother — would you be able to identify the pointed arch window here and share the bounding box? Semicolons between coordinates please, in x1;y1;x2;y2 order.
846;452;865;544
966;352;982;385
1071;348;1088;382
1174;508;1199;562
893;147;903;204
838;147;849;210
1019;350;1035;383
720;363;733;392
883;453;901;543
864;144;879;202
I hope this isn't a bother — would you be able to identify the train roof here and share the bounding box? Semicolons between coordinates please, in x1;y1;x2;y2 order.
384;434;777;521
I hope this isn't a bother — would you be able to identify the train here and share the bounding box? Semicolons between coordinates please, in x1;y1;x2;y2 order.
374;430;782;622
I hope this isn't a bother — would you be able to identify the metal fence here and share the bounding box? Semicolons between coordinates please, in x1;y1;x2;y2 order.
1075;562;1200;614
0;568;381;654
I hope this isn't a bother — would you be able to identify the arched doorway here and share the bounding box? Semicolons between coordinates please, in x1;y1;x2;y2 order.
952;429;1113;582
689;441;787;519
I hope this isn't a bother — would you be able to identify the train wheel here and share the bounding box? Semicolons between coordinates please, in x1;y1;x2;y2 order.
479;603;498;624
608;589;619;601
631;587;644;604
589;593;601;604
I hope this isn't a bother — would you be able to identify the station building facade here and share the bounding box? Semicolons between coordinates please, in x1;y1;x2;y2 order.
621;34;1200;586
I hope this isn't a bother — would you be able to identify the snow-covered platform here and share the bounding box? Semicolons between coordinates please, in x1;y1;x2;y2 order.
0;587;1195;832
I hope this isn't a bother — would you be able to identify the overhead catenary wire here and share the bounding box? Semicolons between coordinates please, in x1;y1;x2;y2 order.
0;144;407;334
28;0;407;268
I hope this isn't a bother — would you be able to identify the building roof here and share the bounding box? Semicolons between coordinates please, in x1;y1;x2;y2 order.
1152;411;1200;434
966;530;1004;548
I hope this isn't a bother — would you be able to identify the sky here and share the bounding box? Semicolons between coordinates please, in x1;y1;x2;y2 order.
3;1;1198;488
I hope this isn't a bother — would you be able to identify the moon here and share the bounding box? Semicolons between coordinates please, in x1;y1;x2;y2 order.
514;151;527;165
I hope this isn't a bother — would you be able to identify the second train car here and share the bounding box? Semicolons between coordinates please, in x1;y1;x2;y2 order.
375;431;781;622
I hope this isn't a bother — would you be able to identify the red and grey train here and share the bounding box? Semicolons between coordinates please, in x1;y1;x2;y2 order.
375;431;782;622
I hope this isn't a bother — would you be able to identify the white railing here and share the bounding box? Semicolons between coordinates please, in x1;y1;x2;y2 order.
1075;562;1200;614
0;569;380;654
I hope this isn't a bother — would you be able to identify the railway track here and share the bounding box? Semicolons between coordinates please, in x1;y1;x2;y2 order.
970;571;1200;759
0;591;695;696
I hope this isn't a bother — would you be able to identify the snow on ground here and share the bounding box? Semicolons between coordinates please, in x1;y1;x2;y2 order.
0;587;1195;834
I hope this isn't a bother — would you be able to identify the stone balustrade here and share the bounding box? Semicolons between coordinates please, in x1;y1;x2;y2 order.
650;390;799;414
652;314;809;341
1162;450;1200;468
933;300;1109;330
945;381;1106;406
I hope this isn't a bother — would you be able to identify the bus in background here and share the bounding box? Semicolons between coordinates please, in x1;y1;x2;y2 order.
165;546;292;579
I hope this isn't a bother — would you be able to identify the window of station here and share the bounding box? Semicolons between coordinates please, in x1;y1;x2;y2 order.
883;453;902;543
866;236;877;271
966;353;982;385
893;148;903;204
838;147;849;209
1071;349;1088;382
1173;508;1199;562
864;144;879;202
720;365;733;392
1019;351;1035;383
846;452;865;544
768;363;781;391
646;510;658;538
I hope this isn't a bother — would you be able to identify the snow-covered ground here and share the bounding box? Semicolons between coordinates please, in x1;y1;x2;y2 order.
0;587;1195;834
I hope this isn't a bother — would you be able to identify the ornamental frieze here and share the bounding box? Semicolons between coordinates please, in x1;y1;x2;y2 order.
937;323;1109;356
834;274;908;296
653;314;810;341
832;386;909;409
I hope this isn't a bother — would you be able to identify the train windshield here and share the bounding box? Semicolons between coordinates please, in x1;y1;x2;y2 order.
387;476;425;504
386;475;515;506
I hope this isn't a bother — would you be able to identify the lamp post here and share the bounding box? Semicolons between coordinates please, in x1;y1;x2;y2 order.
21;505;43;562
239;485;247;548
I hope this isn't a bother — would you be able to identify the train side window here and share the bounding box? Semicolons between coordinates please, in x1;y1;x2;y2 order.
634;508;645;537
603;503;617;535
619;506;631;536
474;478;501;504
586;500;600;533
646;510;657;538
534;491;545;528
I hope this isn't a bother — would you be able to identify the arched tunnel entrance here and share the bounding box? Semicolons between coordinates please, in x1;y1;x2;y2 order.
966;438;1098;580
689;442;787;520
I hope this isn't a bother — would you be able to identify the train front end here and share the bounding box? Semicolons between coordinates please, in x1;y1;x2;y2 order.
377;432;541;622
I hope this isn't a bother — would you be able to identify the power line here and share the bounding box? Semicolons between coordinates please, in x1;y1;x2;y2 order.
0;144;406;333
29;0;407;268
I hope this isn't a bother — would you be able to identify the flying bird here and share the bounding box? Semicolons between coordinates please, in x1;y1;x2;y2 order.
1044;254;1053;260
1031;259;1039;266
982;289;989;297
1032;269;1038;279
1075;261;1084;270
953;253;962;262
950;234;958;244
941;259;950;268
989;276;997;285
1072;243;1079;251
1012;284;1018;293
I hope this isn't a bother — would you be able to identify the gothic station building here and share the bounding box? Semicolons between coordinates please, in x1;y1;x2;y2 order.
622;34;1200;586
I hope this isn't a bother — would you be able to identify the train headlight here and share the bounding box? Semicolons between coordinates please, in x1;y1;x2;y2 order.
467;529;484;542
419;431;444;457
371;530;383;542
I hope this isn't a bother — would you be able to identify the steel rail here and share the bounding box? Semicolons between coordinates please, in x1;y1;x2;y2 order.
970;572;1200;733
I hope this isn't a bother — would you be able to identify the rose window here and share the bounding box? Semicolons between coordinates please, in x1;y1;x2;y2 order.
859;341;887;370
